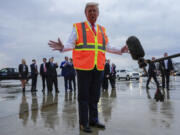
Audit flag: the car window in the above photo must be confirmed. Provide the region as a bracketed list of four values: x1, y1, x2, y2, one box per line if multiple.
[0, 69, 8, 73]
[14, 68, 18, 72]
[8, 68, 14, 72]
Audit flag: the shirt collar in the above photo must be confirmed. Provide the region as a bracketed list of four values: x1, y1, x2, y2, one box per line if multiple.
[87, 21, 96, 28]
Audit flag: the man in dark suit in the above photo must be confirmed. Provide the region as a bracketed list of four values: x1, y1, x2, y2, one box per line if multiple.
[110, 63, 116, 89]
[60, 56, 70, 92]
[159, 52, 174, 90]
[102, 59, 110, 90]
[40, 58, 48, 92]
[146, 57, 159, 89]
[47, 57, 59, 93]
[69, 58, 76, 92]
[30, 59, 38, 91]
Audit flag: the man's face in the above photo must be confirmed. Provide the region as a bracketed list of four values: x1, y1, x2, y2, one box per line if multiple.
[50, 58, 54, 63]
[164, 53, 168, 57]
[43, 58, 46, 63]
[65, 57, 68, 61]
[85, 5, 99, 24]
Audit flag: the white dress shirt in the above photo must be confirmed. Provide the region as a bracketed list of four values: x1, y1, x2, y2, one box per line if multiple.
[64, 21, 121, 51]
[164, 60, 168, 69]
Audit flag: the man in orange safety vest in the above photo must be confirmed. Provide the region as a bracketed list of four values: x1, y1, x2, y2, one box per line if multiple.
[48, 2, 128, 133]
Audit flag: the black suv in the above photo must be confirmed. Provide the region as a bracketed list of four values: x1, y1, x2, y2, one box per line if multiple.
[0, 68, 31, 80]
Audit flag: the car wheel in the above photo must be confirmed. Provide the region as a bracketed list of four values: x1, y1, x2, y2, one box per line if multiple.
[126, 76, 130, 81]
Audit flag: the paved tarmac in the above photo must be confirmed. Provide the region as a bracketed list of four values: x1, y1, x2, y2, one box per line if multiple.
[0, 76, 180, 135]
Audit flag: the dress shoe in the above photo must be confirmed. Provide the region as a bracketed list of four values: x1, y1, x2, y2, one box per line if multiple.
[80, 125, 92, 133]
[56, 90, 60, 93]
[48, 89, 52, 92]
[89, 122, 106, 129]
[22, 88, 25, 92]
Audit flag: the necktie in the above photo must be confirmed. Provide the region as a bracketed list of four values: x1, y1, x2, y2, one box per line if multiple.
[111, 67, 113, 73]
[35, 65, 38, 73]
[91, 24, 96, 35]
[44, 64, 47, 72]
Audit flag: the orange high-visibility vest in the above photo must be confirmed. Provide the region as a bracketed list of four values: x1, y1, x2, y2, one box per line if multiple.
[72, 21, 108, 71]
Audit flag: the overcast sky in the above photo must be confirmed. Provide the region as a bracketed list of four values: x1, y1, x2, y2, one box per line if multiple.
[0, 0, 180, 70]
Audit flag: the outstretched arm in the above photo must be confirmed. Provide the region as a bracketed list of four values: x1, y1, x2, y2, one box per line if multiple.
[48, 27, 77, 52]
[48, 38, 73, 52]
[106, 44, 129, 55]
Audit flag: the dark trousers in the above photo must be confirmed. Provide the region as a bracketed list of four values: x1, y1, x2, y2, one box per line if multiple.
[162, 70, 170, 89]
[77, 68, 103, 126]
[41, 75, 48, 90]
[146, 74, 159, 88]
[110, 75, 116, 89]
[102, 76, 109, 90]
[70, 75, 76, 91]
[64, 76, 71, 91]
[49, 76, 58, 92]
[31, 75, 37, 90]
[47, 76, 51, 91]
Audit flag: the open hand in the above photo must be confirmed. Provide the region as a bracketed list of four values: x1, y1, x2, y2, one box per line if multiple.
[48, 38, 64, 52]
[121, 45, 129, 53]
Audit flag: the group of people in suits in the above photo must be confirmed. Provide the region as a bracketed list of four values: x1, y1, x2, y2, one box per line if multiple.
[146, 52, 174, 91]
[60, 56, 76, 92]
[19, 57, 59, 93]
[102, 59, 117, 90]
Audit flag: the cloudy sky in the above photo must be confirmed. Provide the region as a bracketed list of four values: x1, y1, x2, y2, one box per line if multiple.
[0, 0, 180, 70]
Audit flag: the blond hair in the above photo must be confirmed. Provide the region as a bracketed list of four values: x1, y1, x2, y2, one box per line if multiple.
[22, 59, 26, 65]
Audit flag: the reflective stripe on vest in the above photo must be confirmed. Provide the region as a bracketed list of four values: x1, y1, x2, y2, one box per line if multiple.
[99, 26, 106, 51]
